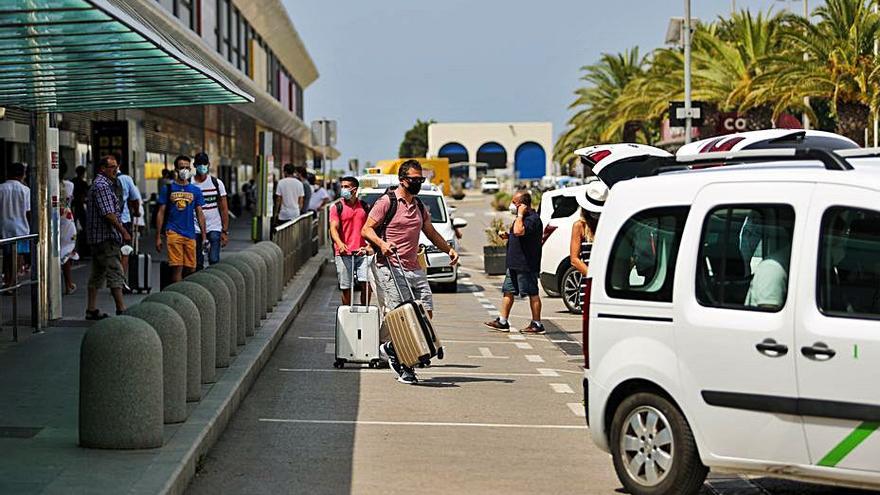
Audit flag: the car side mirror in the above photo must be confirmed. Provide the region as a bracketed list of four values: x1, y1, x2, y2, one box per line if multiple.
[452, 217, 468, 229]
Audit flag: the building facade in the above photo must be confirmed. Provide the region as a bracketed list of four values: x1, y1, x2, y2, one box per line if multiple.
[427, 122, 553, 180]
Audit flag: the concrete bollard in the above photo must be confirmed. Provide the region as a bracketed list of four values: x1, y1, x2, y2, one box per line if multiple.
[186, 271, 232, 366]
[146, 288, 210, 391]
[231, 252, 267, 321]
[256, 241, 285, 297]
[249, 247, 276, 312]
[251, 245, 280, 305]
[79, 316, 163, 449]
[125, 303, 188, 424]
[220, 258, 257, 335]
[209, 264, 247, 346]
[204, 268, 241, 349]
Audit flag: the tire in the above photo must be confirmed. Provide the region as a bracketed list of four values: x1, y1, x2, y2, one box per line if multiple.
[609, 392, 707, 495]
[561, 266, 583, 314]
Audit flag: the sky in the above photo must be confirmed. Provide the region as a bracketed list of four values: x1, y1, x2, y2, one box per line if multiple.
[283, 0, 794, 166]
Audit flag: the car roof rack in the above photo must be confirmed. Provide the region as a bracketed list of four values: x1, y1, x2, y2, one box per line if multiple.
[662, 148, 854, 173]
[834, 147, 880, 158]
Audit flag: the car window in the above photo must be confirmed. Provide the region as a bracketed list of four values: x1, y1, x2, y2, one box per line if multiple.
[606, 206, 689, 302]
[696, 205, 795, 312]
[360, 192, 446, 223]
[551, 196, 579, 219]
[817, 207, 880, 320]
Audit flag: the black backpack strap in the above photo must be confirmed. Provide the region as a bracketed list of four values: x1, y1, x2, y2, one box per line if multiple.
[335, 201, 343, 218]
[211, 175, 219, 190]
[374, 191, 398, 242]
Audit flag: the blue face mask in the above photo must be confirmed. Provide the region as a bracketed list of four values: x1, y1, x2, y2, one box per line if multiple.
[341, 188, 353, 200]
[196, 164, 208, 175]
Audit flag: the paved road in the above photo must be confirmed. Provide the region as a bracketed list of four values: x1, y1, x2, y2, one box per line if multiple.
[188, 193, 874, 495]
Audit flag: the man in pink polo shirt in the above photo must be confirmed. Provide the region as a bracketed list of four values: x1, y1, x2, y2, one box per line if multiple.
[361, 160, 459, 384]
[329, 176, 370, 305]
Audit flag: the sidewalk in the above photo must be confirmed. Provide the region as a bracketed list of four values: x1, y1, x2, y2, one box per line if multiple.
[0, 213, 330, 494]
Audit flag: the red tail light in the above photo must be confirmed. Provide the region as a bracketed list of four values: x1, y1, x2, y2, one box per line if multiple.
[587, 150, 612, 164]
[541, 225, 557, 245]
[582, 278, 593, 369]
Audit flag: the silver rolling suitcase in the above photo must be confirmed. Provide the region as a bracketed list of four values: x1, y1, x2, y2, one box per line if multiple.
[334, 256, 381, 368]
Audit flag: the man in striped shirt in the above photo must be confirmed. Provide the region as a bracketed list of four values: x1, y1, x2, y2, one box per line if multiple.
[191, 152, 229, 269]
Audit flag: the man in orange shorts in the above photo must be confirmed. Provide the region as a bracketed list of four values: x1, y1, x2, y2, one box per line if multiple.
[155, 155, 207, 283]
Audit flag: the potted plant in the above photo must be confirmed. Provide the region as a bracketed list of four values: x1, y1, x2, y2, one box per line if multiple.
[483, 217, 508, 275]
[491, 191, 512, 212]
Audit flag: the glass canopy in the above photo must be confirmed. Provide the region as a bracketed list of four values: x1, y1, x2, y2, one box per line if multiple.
[0, 0, 253, 112]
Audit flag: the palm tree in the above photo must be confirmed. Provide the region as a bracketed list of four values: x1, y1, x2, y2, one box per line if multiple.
[554, 48, 649, 166]
[747, 0, 880, 142]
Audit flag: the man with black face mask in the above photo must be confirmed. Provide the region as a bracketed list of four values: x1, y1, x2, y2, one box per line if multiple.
[361, 160, 459, 384]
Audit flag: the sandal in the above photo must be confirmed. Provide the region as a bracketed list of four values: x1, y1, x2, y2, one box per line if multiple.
[85, 309, 109, 321]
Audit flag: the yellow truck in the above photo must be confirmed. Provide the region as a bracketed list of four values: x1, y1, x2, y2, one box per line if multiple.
[373, 157, 451, 196]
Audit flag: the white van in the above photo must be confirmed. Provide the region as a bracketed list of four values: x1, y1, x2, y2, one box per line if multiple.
[358, 175, 466, 292]
[584, 148, 880, 494]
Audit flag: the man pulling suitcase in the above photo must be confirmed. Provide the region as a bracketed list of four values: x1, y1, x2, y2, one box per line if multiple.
[361, 160, 458, 384]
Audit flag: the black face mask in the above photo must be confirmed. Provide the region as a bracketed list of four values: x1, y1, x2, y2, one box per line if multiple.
[404, 179, 422, 195]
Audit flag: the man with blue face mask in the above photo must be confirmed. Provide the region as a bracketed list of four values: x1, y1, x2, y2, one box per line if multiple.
[191, 152, 229, 268]
[329, 176, 371, 305]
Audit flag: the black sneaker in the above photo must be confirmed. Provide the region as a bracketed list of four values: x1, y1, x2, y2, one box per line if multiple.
[398, 368, 418, 384]
[483, 318, 510, 332]
[380, 342, 403, 378]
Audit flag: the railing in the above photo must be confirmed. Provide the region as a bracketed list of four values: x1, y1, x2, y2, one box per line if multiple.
[0, 234, 40, 341]
[273, 212, 315, 285]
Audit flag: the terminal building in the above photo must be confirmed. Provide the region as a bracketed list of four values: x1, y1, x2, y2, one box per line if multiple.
[426, 122, 553, 181]
[0, 0, 335, 197]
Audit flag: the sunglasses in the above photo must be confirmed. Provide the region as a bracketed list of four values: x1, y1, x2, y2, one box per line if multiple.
[401, 176, 426, 184]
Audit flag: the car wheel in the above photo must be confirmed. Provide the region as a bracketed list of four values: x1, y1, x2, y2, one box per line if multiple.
[561, 266, 583, 314]
[610, 393, 707, 495]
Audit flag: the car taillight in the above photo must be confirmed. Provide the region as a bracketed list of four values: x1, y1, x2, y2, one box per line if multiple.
[587, 150, 611, 163]
[541, 225, 557, 245]
[582, 278, 592, 369]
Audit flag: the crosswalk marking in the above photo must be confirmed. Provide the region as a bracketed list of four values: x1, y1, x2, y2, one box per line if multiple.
[567, 403, 586, 417]
[525, 354, 545, 363]
[550, 383, 574, 394]
[467, 347, 509, 359]
[259, 418, 588, 430]
[515, 342, 533, 350]
[536, 368, 560, 377]
[324, 343, 334, 354]
[508, 334, 526, 341]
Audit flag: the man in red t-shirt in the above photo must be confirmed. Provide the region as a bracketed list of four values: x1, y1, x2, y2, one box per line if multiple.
[329, 176, 370, 305]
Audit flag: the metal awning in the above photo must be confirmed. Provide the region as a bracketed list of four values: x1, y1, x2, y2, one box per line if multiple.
[0, 0, 253, 112]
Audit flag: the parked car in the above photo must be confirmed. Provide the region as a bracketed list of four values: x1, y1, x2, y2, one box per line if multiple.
[584, 147, 880, 495]
[480, 176, 500, 194]
[538, 182, 589, 302]
[358, 175, 466, 292]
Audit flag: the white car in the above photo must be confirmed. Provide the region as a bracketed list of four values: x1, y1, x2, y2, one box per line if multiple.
[480, 176, 500, 194]
[538, 183, 589, 305]
[584, 147, 880, 494]
[358, 175, 466, 292]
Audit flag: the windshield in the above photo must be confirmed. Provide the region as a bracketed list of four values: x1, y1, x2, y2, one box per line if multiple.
[361, 192, 448, 224]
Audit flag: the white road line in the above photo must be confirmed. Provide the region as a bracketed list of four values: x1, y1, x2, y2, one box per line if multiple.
[550, 339, 583, 346]
[472, 292, 485, 297]
[259, 418, 587, 430]
[567, 403, 586, 417]
[477, 298, 491, 304]
[536, 368, 560, 377]
[277, 368, 554, 378]
[467, 347, 509, 359]
[443, 339, 536, 345]
[550, 383, 575, 394]
[508, 334, 526, 341]
[525, 354, 545, 363]
[487, 310, 500, 316]
[324, 343, 334, 354]
[463, 212, 476, 218]
[298, 336, 334, 340]
[514, 342, 533, 350]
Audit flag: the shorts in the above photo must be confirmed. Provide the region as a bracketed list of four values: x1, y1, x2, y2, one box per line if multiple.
[502, 269, 540, 297]
[88, 240, 125, 289]
[335, 254, 370, 290]
[374, 264, 433, 311]
[167, 230, 196, 269]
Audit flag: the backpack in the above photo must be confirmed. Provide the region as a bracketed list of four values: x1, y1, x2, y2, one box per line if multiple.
[373, 191, 427, 244]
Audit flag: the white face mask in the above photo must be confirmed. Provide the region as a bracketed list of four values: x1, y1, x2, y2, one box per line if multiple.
[177, 168, 192, 181]
[509, 202, 518, 215]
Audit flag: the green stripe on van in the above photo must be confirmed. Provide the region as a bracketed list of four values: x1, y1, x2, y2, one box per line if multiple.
[817, 421, 880, 467]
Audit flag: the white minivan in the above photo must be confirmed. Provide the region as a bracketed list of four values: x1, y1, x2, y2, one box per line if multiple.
[584, 148, 880, 494]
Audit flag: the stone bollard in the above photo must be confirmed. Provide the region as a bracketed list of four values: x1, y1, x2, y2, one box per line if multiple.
[186, 271, 232, 366]
[209, 264, 247, 346]
[249, 247, 276, 312]
[251, 245, 280, 306]
[146, 288, 210, 392]
[231, 252, 267, 321]
[204, 268, 241, 349]
[125, 303, 188, 424]
[220, 258, 257, 335]
[79, 316, 163, 449]
[256, 241, 285, 297]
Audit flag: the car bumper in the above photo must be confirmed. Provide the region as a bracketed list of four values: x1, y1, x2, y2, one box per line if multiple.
[426, 253, 457, 282]
[540, 271, 559, 293]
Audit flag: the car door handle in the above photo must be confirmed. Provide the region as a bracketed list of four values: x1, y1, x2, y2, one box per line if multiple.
[801, 342, 836, 361]
[755, 338, 789, 357]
